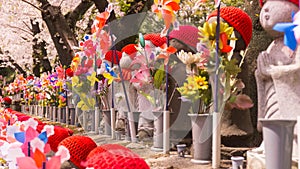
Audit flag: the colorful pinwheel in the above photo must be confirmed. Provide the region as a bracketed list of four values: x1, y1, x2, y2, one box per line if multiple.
[152, 0, 181, 36]
[273, 12, 298, 51]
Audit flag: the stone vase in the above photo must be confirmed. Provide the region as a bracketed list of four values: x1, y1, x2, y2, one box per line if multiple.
[102, 109, 112, 136]
[189, 113, 212, 164]
[124, 111, 141, 141]
[259, 119, 296, 169]
[151, 111, 164, 152]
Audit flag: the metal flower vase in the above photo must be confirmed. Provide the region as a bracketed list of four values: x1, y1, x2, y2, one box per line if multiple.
[259, 119, 296, 169]
[189, 113, 212, 164]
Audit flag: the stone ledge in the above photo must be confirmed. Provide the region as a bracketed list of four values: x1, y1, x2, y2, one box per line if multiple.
[246, 150, 298, 169]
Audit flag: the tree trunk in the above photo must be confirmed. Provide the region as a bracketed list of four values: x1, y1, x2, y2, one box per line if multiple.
[31, 19, 52, 77]
[40, 1, 78, 66]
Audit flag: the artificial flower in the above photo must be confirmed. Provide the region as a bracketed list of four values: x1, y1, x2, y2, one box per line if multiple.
[130, 65, 152, 87]
[198, 21, 235, 53]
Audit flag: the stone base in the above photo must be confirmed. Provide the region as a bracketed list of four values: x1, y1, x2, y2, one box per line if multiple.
[151, 146, 163, 152]
[246, 150, 298, 169]
[190, 159, 211, 165]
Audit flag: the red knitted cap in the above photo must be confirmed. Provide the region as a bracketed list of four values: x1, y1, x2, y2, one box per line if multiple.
[208, 6, 252, 47]
[259, 0, 299, 7]
[59, 135, 97, 169]
[2, 97, 12, 105]
[48, 126, 71, 152]
[121, 44, 138, 60]
[86, 144, 150, 169]
[144, 33, 167, 47]
[121, 44, 138, 54]
[169, 25, 200, 50]
[104, 50, 122, 64]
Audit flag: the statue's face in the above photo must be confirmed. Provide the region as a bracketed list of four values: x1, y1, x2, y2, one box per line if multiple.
[260, 0, 298, 37]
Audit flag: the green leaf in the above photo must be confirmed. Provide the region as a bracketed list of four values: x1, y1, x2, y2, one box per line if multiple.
[153, 66, 165, 89]
[223, 58, 241, 76]
[139, 91, 155, 105]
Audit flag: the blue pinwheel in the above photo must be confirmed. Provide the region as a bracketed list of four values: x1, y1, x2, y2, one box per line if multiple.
[273, 12, 298, 51]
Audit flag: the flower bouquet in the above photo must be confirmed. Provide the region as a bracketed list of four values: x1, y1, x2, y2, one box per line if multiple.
[175, 55, 212, 114]
[176, 20, 253, 114]
[130, 33, 177, 112]
[201, 20, 253, 111]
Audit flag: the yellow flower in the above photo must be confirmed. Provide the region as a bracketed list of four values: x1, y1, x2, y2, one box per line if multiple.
[194, 76, 209, 90]
[177, 78, 198, 98]
[198, 21, 235, 53]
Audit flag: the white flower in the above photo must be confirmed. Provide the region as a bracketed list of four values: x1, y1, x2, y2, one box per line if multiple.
[177, 50, 204, 74]
[176, 50, 201, 65]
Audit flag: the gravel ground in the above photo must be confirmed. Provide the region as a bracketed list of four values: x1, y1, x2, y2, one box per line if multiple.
[86, 133, 213, 169]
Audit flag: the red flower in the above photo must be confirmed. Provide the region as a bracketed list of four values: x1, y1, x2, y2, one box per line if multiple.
[66, 68, 74, 77]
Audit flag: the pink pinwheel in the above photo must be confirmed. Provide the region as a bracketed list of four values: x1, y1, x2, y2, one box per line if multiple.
[80, 38, 97, 58]
[96, 30, 111, 55]
[17, 148, 69, 169]
[55, 65, 65, 80]
[152, 0, 181, 36]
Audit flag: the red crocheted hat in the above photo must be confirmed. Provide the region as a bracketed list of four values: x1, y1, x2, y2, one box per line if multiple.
[169, 25, 200, 50]
[59, 135, 97, 169]
[48, 126, 71, 152]
[2, 97, 12, 105]
[121, 44, 138, 60]
[104, 50, 122, 64]
[86, 144, 150, 169]
[207, 6, 252, 47]
[259, 0, 299, 7]
[144, 33, 167, 47]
